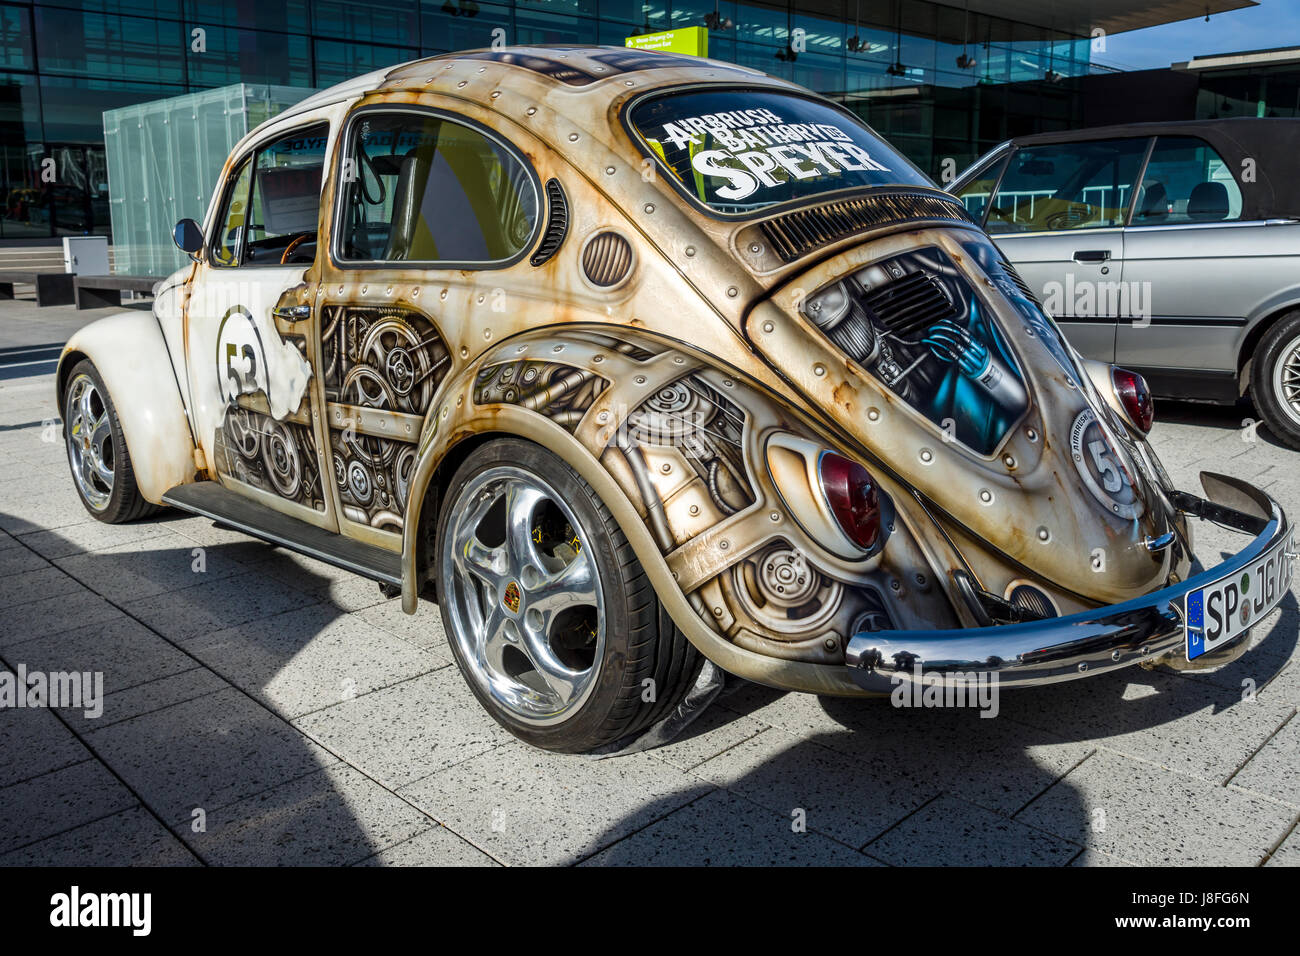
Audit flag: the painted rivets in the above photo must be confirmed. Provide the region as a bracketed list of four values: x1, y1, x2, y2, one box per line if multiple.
[1003, 454, 1017, 469]
[483, 328, 492, 340]
[813, 364, 826, 377]
[672, 355, 685, 364]
[1026, 427, 1038, 442]
[552, 344, 564, 352]
[769, 511, 781, 522]
[460, 346, 469, 358]
[719, 540, 730, 551]
[644, 203, 655, 214]
[457, 80, 467, 88]
[824, 638, 837, 651]
[660, 463, 672, 474]
[385, 286, 392, 296]
[749, 242, 763, 254]
[634, 375, 647, 385]
[526, 107, 537, 115]
[979, 489, 993, 504]
[685, 246, 696, 257]
[605, 166, 615, 175]
[338, 285, 344, 294]
[568, 132, 579, 142]
[726, 286, 738, 298]
[516, 344, 528, 353]
[867, 407, 880, 422]
[360, 285, 368, 294]
[596, 411, 610, 424]
[761, 321, 775, 334]
[440, 289, 448, 300]
[919, 448, 934, 464]
[412, 287, 420, 297]
[1037, 526, 1050, 541]
[490, 90, 501, 98]
[689, 504, 699, 516]
[592, 354, 604, 363]
[722, 379, 734, 388]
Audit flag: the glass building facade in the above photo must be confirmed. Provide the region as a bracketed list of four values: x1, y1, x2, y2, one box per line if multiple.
[0, 0, 1100, 241]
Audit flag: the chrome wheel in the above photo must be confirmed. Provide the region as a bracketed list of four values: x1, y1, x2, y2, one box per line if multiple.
[1272, 333, 1300, 427]
[440, 466, 604, 726]
[65, 373, 115, 511]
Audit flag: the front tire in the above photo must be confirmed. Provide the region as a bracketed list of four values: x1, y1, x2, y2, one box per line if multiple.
[63, 359, 156, 523]
[435, 438, 701, 753]
[1251, 311, 1300, 451]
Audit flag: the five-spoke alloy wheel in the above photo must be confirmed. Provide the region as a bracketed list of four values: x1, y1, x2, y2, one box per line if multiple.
[436, 438, 700, 752]
[62, 360, 154, 522]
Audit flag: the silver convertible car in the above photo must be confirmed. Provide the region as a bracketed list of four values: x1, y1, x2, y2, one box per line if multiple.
[950, 119, 1300, 447]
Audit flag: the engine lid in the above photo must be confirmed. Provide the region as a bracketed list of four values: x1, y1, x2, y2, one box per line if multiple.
[744, 224, 1178, 605]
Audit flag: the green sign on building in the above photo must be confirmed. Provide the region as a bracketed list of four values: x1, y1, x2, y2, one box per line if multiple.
[624, 26, 709, 58]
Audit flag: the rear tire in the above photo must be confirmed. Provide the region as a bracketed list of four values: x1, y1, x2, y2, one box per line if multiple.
[435, 437, 701, 753]
[63, 359, 157, 523]
[1250, 311, 1300, 451]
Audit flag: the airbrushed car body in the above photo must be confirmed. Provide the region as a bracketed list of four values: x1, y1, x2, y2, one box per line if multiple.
[58, 48, 1292, 747]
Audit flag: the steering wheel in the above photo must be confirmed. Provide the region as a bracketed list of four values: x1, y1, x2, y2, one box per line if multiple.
[280, 233, 313, 265]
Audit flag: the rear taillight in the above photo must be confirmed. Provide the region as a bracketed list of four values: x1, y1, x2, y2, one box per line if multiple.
[817, 452, 880, 551]
[1112, 366, 1154, 434]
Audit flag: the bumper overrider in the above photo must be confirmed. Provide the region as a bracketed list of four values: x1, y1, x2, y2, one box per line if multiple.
[846, 473, 1295, 692]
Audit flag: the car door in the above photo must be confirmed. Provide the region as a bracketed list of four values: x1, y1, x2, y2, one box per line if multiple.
[314, 104, 540, 551]
[185, 118, 338, 529]
[980, 137, 1151, 364]
[1117, 135, 1254, 398]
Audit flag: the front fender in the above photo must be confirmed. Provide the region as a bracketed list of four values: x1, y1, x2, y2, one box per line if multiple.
[399, 325, 952, 697]
[57, 311, 197, 504]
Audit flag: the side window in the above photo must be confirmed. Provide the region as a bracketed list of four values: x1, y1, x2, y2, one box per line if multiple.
[337, 111, 538, 264]
[1132, 136, 1243, 225]
[986, 138, 1148, 234]
[211, 159, 252, 268]
[208, 123, 329, 268]
[952, 153, 1009, 224]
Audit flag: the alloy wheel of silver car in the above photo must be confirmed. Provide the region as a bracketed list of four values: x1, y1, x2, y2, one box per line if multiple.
[65, 373, 115, 511]
[1270, 333, 1300, 427]
[440, 465, 605, 726]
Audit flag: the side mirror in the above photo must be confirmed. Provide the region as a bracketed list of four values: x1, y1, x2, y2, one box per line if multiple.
[173, 218, 204, 259]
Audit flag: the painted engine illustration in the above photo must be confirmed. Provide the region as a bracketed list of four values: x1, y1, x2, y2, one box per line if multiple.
[321, 305, 451, 532]
[802, 247, 1029, 455]
[214, 330, 327, 513]
[474, 361, 609, 433]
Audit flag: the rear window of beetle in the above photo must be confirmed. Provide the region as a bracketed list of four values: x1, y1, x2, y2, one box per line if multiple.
[627, 88, 931, 215]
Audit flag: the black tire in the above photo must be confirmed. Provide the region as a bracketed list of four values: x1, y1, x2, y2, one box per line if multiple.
[1251, 311, 1300, 451]
[62, 359, 158, 523]
[435, 437, 701, 753]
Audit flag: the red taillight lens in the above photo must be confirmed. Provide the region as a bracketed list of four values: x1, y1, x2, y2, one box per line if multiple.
[1112, 366, 1154, 434]
[818, 452, 881, 551]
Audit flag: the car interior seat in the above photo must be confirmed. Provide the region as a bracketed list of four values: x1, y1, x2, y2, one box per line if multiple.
[1187, 181, 1230, 221]
[1135, 181, 1168, 222]
[384, 150, 433, 261]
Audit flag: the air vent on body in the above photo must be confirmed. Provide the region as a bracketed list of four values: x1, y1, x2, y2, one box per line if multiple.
[758, 191, 973, 263]
[530, 179, 569, 267]
[861, 271, 957, 337]
[999, 259, 1040, 305]
[581, 232, 633, 287]
[1006, 583, 1057, 620]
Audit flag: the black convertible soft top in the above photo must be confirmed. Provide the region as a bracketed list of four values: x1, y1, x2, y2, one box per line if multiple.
[1005, 118, 1300, 221]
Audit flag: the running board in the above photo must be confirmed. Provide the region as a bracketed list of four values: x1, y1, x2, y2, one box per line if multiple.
[161, 481, 402, 586]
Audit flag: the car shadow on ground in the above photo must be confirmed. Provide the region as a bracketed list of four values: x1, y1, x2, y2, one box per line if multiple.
[1158, 397, 1297, 451]
[0, 516, 427, 866]
[585, 592, 1297, 865]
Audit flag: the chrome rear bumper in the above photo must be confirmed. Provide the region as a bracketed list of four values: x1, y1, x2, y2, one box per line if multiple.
[845, 472, 1293, 692]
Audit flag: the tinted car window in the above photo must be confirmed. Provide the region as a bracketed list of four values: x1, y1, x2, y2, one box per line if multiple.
[628, 88, 932, 215]
[986, 138, 1148, 234]
[338, 111, 537, 264]
[211, 158, 252, 268]
[1132, 136, 1242, 225]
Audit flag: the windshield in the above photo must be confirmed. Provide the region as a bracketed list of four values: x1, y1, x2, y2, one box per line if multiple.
[628, 88, 932, 215]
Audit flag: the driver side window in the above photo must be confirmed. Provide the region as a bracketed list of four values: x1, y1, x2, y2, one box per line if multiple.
[986, 138, 1148, 234]
[209, 123, 329, 268]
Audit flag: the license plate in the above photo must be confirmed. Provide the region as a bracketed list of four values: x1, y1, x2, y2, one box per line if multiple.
[1185, 531, 1295, 660]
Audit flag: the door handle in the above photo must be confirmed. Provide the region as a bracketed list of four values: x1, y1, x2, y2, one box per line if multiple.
[1073, 249, 1111, 264]
[271, 304, 311, 320]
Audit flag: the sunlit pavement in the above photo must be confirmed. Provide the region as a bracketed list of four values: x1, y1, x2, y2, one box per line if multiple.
[1, 294, 1297, 866]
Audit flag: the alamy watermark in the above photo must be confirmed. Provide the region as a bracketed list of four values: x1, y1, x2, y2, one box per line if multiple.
[0, 665, 103, 719]
[890, 664, 1000, 717]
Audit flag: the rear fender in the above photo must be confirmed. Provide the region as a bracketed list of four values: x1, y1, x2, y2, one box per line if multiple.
[56, 311, 198, 504]
[400, 325, 952, 695]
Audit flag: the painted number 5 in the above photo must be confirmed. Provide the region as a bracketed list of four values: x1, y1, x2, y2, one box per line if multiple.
[1088, 439, 1122, 493]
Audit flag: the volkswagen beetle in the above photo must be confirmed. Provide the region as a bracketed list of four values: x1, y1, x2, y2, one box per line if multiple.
[58, 46, 1294, 753]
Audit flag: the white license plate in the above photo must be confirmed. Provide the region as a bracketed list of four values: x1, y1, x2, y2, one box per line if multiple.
[1185, 531, 1295, 660]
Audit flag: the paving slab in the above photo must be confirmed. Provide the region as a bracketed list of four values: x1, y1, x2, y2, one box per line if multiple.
[582, 789, 878, 866]
[399, 743, 712, 866]
[182, 604, 442, 719]
[123, 567, 322, 643]
[354, 824, 500, 866]
[0, 702, 93, 788]
[865, 793, 1079, 866]
[85, 686, 342, 827]
[1228, 713, 1300, 808]
[294, 668, 502, 791]
[1015, 750, 1294, 866]
[0, 806, 200, 866]
[180, 762, 433, 866]
[0, 760, 138, 855]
